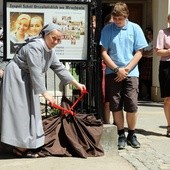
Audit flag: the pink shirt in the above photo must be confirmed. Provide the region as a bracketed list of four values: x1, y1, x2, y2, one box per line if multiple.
[156, 28, 170, 61]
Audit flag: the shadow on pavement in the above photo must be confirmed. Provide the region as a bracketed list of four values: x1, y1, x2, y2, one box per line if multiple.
[124, 127, 166, 137]
[135, 128, 166, 137]
[0, 153, 16, 159]
[0, 142, 15, 159]
[138, 101, 163, 108]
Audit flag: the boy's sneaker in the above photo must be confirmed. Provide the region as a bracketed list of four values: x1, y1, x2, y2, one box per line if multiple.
[118, 134, 126, 150]
[127, 134, 140, 148]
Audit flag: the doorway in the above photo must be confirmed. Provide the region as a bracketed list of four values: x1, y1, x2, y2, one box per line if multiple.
[102, 3, 144, 27]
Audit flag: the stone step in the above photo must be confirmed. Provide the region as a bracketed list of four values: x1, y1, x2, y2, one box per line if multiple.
[100, 124, 118, 155]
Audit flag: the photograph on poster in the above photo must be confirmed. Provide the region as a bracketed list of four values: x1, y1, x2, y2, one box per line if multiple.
[6, 2, 88, 60]
[10, 12, 44, 54]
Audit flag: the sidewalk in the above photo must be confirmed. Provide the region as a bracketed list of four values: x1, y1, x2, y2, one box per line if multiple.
[0, 152, 135, 170]
[119, 101, 170, 170]
[0, 101, 170, 170]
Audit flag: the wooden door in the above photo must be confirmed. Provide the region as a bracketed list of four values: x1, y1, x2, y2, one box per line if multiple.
[102, 3, 143, 27]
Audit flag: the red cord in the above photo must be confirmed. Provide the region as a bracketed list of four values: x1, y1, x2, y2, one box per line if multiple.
[49, 89, 88, 116]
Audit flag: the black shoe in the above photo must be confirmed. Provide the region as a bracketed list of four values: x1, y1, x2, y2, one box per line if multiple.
[118, 134, 126, 150]
[127, 134, 140, 148]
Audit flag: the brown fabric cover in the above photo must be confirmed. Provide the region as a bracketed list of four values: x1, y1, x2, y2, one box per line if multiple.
[38, 96, 104, 158]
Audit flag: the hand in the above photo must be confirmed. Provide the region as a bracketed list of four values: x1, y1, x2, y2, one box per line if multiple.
[42, 92, 56, 104]
[114, 67, 128, 82]
[0, 69, 4, 78]
[70, 79, 86, 92]
[76, 83, 86, 92]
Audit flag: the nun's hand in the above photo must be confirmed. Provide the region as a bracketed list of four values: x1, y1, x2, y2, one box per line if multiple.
[77, 83, 86, 92]
[70, 79, 86, 92]
[42, 92, 56, 104]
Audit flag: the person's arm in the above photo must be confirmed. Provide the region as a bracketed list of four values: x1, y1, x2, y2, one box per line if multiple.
[0, 69, 4, 78]
[156, 48, 170, 57]
[101, 47, 128, 82]
[0, 59, 9, 79]
[125, 49, 143, 72]
[101, 47, 117, 70]
[155, 29, 170, 57]
[69, 79, 86, 92]
[143, 50, 153, 57]
[143, 48, 153, 57]
[51, 53, 86, 92]
[42, 92, 56, 103]
[112, 49, 143, 82]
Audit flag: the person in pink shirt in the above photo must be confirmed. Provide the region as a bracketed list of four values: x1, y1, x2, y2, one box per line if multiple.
[155, 14, 170, 137]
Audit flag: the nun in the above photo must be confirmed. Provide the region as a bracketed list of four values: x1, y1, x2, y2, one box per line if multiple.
[0, 23, 86, 157]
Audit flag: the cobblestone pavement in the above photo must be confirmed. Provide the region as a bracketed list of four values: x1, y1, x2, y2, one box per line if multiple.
[118, 101, 170, 170]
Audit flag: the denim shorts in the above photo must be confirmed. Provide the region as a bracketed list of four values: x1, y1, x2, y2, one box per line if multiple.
[105, 74, 139, 113]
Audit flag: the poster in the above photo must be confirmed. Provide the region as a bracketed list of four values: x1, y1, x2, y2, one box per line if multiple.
[5, 1, 89, 60]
